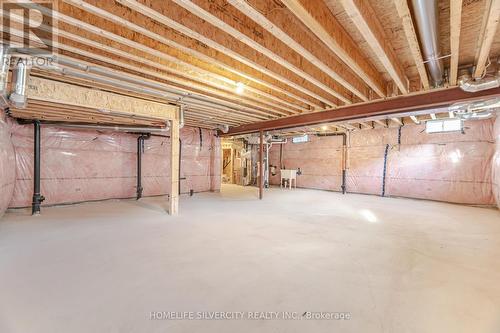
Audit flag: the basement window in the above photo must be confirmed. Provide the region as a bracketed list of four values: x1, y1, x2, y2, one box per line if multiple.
[292, 135, 309, 143]
[425, 118, 463, 134]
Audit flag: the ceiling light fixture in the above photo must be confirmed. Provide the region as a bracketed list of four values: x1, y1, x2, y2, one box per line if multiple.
[235, 82, 245, 94]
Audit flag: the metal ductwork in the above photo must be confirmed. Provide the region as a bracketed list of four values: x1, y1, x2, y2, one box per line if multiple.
[9, 58, 31, 108]
[37, 122, 170, 133]
[411, 0, 444, 87]
[0, 44, 11, 108]
[449, 97, 500, 120]
[459, 74, 500, 92]
[458, 62, 500, 92]
[29, 56, 252, 125]
[179, 105, 185, 129]
[216, 124, 229, 133]
[268, 135, 287, 144]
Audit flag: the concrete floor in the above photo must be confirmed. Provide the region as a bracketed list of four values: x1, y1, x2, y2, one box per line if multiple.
[0, 185, 499, 333]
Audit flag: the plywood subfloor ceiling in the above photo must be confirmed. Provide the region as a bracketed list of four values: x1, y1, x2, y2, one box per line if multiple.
[3, 0, 500, 129]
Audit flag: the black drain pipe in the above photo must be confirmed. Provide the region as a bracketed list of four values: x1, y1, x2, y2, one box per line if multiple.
[136, 133, 150, 200]
[381, 144, 390, 197]
[32, 120, 45, 215]
[316, 132, 347, 194]
[178, 139, 182, 195]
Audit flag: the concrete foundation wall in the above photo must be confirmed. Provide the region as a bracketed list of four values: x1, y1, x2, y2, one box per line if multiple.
[7, 122, 220, 208]
[270, 118, 496, 205]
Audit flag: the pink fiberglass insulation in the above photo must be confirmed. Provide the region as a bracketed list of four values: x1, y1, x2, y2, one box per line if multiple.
[348, 127, 398, 195]
[269, 118, 495, 205]
[493, 116, 500, 208]
[387, 120, 494, 204]
[268, 134, 344, 191]
[8, 123, 221, 208]
[0, 115, 16, 218]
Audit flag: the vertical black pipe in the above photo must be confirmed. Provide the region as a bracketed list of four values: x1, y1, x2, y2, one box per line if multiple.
[381, 144, 390, 197]
[178, 139, 182, 195]
[136, 135, 143, 200]
[32, 120, 44, 215]
[341, 170, 346, 194]
[136, 134, 150, 200]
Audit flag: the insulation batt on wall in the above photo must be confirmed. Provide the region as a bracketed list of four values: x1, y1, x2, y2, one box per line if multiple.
[7, 122, 221, 208]
[493, 116, 500, 208]
[269, 118, 496, 206]
[0, 114, 16, 218]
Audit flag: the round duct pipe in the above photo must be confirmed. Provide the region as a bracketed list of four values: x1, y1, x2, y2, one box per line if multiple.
[37, 121, 170, 133]
[411, 0, 444, 87]
[179, 105, 185, 129]
[9, 57, 31, 108]
[217, 124, 229, 133]
[458, 61, 500, 92]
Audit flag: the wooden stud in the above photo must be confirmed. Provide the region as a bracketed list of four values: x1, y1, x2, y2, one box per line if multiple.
[169, 118, 180, 215]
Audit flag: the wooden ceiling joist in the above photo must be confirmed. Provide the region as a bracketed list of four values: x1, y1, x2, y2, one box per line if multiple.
[449, 0, 463, 86]
[184, 108, 246, 125]
[281, 0, 386, 98]
[390, 117, 403, 126]
[63, 0, 314, 112]
[30, 54, 271, 125]
[7, 28, 274, 125]
[339, 0, 409, 94]
[473, 0, 500, 78]
[3, 0, 498, 130]
[359, 122, 373, 129]
[374, 119, 388, 128]
[393, 0, 430, 90]
[226, 0, 370, 102]
[170, 0, 350, 106]
[14, 5, 296, 118]
[115, 0, 339, 107]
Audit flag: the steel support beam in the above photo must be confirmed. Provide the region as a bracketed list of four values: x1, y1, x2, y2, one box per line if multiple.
[225, 87, 500, 135]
